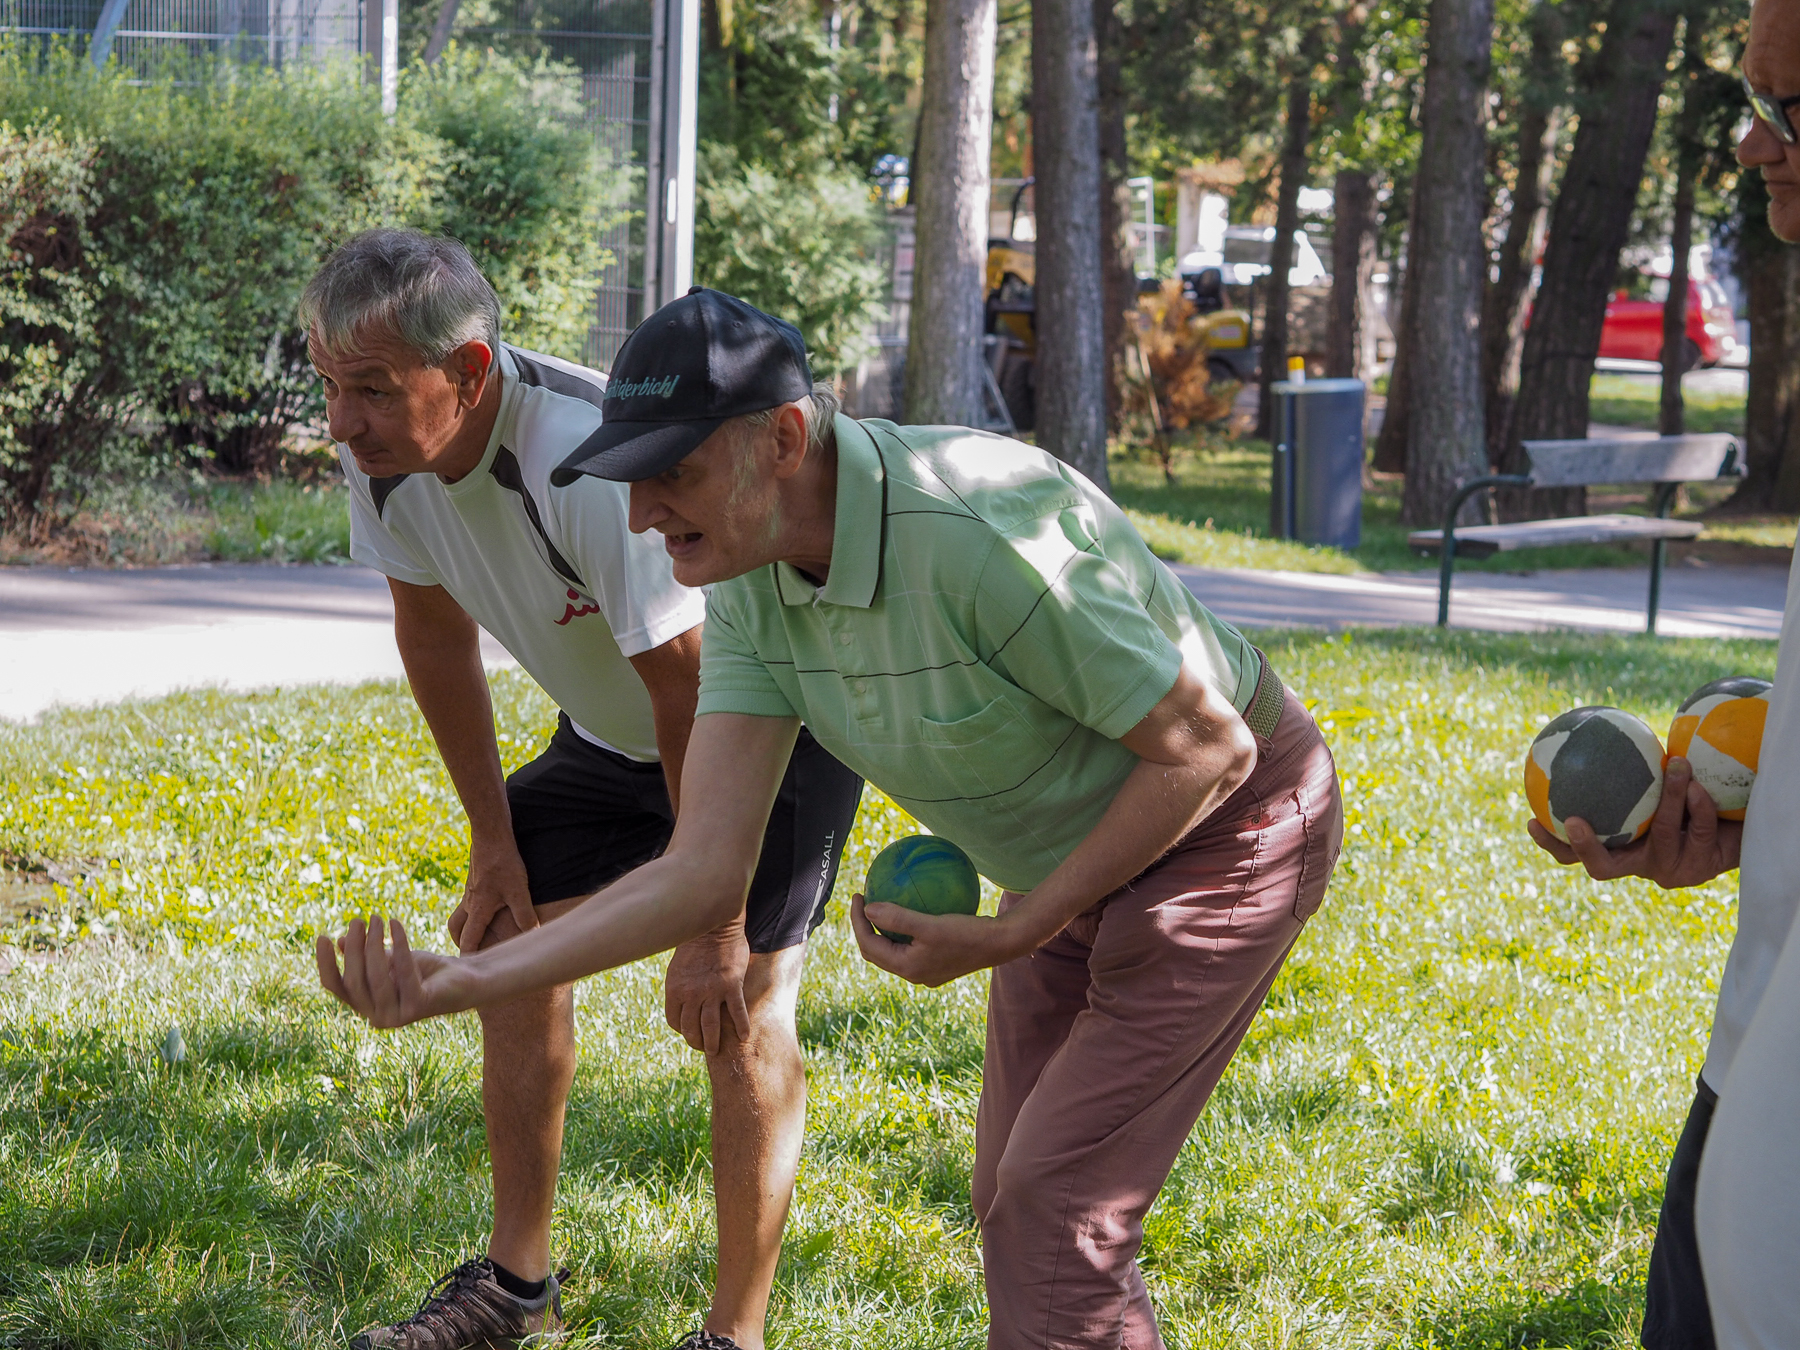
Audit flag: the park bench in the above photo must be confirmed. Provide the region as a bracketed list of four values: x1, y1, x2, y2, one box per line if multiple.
[1406, 433, 1743, 634]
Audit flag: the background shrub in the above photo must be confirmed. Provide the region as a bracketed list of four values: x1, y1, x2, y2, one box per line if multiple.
[0, 119, 108, 527]
[0, 42, 626, 523]
[407, 50, 631, 358]
[694, 143, 887, 379]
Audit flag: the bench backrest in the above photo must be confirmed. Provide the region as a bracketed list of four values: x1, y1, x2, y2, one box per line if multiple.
[1521, 434, 1741, 488]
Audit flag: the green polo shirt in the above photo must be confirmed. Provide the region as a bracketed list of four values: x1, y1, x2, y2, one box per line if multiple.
[697, 415, 1262, 892]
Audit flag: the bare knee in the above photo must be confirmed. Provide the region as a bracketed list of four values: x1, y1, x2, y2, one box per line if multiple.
[706, 947, 805, 1076]
[474, 907, 575, 1055]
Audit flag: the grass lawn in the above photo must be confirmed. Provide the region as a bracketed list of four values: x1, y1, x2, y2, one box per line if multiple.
[1587, 374, 1745, 436]
[0, 630, 1775, 1347]
[0, 479, 352, 568]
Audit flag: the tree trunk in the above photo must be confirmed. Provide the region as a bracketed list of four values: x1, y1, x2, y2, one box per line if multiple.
[1728, 187, 1799, 511]
[903, 0, 997, 427]
[1373, 186, 1420, 473]
[1032, 0, 1109, 487]
[1257, 62, 1314, 439]
[1482, 96, 1558, 464]
[1328, 169, 1377, 382]
[422, 0, 461, 62]
[1659, 152, 1697, 435]
[1503, 0, 1679, 519]
[1096, 0, 1136, 432]
[1402, 0, 1497, 526]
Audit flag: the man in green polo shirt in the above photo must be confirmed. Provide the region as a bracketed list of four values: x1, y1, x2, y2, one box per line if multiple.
[319, 289, 1344, 1349]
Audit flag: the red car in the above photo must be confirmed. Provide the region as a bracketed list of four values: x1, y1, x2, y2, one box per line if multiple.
[1600, 277, 1739, 369]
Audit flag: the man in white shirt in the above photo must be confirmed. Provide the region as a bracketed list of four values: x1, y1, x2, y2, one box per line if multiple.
[1530, 23, 1800, 1338]
[1687, 8, 1800, 1342]
[302, 229, 862, 1350]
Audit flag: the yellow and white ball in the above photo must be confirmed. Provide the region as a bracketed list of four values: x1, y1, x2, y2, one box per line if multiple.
[1525, 706, 1665, 848]
[1666, 676, 1772, 820]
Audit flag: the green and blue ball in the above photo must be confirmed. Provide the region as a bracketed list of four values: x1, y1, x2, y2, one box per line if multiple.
[865, 834, 980, 943]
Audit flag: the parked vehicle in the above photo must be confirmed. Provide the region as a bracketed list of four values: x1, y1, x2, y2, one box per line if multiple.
[1178, 225, 1330, 288]
[1599, 276, 1739, 369]
[984, 181, 1262, 428]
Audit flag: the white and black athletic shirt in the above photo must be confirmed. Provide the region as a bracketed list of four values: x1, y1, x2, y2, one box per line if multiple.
[340, 345, 705, 762]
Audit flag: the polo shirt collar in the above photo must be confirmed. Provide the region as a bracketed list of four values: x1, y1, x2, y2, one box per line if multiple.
[774, 413, 884, 608]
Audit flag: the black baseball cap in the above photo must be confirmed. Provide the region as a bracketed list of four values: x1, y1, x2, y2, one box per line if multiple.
[550, 287, 814, 485]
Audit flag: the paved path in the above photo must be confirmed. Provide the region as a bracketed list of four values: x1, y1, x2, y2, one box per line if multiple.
[1170, 561, 1786, 640]
[0, 564, 514, 721]
[0, 558, 1786, 721]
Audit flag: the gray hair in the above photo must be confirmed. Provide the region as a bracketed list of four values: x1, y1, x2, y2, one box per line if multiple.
[300, 228, 502, 366]
[737, 384, 842, 454]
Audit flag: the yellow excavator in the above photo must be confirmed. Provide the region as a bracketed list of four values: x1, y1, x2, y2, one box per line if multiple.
[983, 179, 1257, 431]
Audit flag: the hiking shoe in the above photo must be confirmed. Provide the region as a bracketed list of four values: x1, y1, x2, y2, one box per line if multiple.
[351, 1258, 567, 1349]
[666, 1334, 743, 1350]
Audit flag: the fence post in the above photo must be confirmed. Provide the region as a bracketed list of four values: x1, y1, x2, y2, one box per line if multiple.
[90, 0, 130, 68]
[380, 0, 399, 117]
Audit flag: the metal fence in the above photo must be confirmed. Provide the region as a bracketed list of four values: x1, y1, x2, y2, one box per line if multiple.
[2, 0, 666, 368]
[424, 0, 656, 363]
[1, 0, 361, 67]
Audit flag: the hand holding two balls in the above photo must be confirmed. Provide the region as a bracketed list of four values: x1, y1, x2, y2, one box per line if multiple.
[1524, 678, 1763, 888]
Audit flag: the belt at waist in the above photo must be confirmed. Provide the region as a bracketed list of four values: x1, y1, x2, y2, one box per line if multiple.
[1243, 644, 1286, 742]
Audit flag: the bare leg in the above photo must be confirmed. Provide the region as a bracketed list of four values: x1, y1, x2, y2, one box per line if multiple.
[700, 944, 809, 1350]
[478, 895, 586, 1284]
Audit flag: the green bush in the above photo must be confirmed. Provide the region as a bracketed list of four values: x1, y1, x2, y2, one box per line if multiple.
[695, 143, 887, 378]
[406, 50, 630, 358]
[0, 119, 110, 523]
[0, 43, 626, 523]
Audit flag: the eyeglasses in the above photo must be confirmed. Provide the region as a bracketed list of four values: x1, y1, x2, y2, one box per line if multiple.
[1745, 73, 1800, 145]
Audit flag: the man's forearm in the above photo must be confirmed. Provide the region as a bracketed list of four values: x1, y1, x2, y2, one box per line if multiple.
[392, 592, 512, 846]
[1005, 747, 1254, 949]
[444, 713, 798, 1008]
[451, 851, 747, 1008]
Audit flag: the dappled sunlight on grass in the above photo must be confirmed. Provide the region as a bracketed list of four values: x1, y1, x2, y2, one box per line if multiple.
[0, 634, 1777, 1345]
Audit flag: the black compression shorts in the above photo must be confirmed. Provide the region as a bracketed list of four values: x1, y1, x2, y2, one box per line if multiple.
[505, 714, 864, 954]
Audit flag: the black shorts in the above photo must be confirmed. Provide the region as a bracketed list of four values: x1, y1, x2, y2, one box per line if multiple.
[504, 714, 864, 954]
[1642, 1076, 1718, 1350]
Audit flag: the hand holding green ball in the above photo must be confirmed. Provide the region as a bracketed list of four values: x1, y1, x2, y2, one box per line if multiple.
[864, 835, 980, 943]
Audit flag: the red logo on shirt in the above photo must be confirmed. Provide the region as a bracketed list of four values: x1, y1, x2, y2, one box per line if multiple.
[555, 588, 600, 626]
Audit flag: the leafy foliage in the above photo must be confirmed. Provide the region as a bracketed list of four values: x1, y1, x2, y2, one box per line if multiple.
[407, 50, 631, 357]
[0, 119, 108, 526]
[693, 0, 895, 378]
[0, 43, 625, 521]
[694, 144, 887, 378]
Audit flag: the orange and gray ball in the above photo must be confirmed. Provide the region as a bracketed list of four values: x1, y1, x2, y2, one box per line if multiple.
[1666, 676, 1772, 820]
[1525, 706, 1665, 848]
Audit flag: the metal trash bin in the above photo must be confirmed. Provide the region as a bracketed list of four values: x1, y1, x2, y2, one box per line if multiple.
[1269, 378, 1365, 550]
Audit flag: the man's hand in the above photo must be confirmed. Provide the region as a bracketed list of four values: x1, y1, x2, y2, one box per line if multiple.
[448, 836, 536, 953]
[850, 895, 1031, 987]
[316, 916, 473, 1028]
[663, 916, 752, 1053]
[1528, 755, 1742, 889]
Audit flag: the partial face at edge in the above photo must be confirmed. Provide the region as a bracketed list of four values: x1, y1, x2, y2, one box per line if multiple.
[1743, 0, 1800, 241]
[310, 328, 491, 478]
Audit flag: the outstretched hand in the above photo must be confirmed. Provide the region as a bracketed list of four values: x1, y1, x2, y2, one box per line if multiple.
[850, 894, 1029, 987]
[316, 916, 473, 1029]
[1527, 755, 1742, 890]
